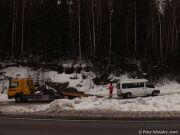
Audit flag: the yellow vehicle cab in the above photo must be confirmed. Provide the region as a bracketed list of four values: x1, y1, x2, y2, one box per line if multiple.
[8, 78, 36, 100]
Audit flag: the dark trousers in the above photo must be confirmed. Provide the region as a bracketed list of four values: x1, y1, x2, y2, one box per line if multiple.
[109, 90, 113, 98]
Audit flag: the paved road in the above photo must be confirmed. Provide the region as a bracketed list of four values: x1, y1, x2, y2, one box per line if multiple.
[0, 118, 180, 135]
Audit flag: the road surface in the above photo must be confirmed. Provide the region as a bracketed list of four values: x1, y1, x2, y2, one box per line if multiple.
[0, 117, 180, 135]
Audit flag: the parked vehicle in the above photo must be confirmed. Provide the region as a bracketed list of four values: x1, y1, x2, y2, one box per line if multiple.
[8, 78, 92, 103]
[116, 79, 160, 98]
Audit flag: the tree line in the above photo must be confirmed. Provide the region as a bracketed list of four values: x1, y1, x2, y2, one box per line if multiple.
[0, 0, 180, 73]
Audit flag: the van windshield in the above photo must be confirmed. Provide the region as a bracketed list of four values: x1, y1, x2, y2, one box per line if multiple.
[9, 82, 19, 88]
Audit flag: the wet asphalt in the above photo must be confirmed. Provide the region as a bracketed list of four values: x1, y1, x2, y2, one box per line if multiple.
[0, 117, 180, 135]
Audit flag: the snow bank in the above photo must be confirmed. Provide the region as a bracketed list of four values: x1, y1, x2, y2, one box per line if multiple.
[0, 94, 11, 101]
[1, 94, 180, 113]
[46, 99, 74, 113]
[0, 104, 49, 113]
[45, 94, 180, 112]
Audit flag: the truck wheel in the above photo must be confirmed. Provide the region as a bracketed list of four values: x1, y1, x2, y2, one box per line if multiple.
[152, 91, 158, 96]
[126, 93, 132, 98]
[68, 96, 75, 100]
[15, 95, 23, 103]
[122, 95, 126, 99]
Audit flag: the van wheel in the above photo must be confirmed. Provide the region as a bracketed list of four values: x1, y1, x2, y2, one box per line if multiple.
[126, 93, 132, 98]
[152, 91, 158, 96]
[15, 95, 23, 103]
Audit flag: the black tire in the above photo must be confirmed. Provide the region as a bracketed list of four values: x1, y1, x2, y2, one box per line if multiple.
[126, 93, 132, 98]
[49, 94, 55, 101]
[15, 95, 23, 103]
[67, 96, 72, 99]
[122, 95, 126, 99]
[58, 94, 64, 99]
[152, 91, 158, 96]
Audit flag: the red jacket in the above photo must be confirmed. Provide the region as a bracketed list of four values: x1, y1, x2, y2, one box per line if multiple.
[109, 84, 113, 91]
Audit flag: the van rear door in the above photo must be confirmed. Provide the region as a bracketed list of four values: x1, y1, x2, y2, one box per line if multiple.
[116, 83, 122, 96]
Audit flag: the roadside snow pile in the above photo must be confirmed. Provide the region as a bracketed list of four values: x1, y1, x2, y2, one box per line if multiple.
[1, 94, 180, 113]
[0, 94, 11, 101]
[0, 104, 50, 113]
[44, 94, 180, 112]
[46, 99, 74, 112]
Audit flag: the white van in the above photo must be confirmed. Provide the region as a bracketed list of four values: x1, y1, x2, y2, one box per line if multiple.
[116, 79, 160, 98]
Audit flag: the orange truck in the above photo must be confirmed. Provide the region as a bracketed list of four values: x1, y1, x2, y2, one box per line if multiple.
[8, 78, 87, 103]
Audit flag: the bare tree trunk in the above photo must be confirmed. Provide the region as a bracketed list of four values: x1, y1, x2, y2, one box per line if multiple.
[87, 14, 92, 58]
[134, 0, 137, 53]
[175, 15, 178, 52]
[98, 2, 102, 58]
[14, 0, 18, 59]
[126, 22, 129, 57]
[165, 24, 170, 62]
[21, 0, 26, 60]
[92, 0, 96, 59]
[78, 0, 81, 64]
[11, 0, 16, 59]
[109, 9, 113, 64]
[158, 11, 163, 63]
[171, 4, 176, 52]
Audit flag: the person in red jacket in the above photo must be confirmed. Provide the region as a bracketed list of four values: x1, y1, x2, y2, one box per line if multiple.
[108, 82, 114, 98]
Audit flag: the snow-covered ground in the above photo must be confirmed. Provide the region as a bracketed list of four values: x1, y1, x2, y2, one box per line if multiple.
[47, 94, 180, 112]
[0, 65, 180, 113]
[1, 94, 180, 113]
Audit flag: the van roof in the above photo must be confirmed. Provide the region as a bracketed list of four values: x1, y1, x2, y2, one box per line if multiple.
[120, 79, 148, 83]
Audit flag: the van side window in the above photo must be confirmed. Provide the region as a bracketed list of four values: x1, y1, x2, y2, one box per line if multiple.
[122, 82, 144, 89]
[146, 83, 155, 88]
[9, 82, 19, 88]
[122, 83, 131, 89]
[138, 82, 144, 87]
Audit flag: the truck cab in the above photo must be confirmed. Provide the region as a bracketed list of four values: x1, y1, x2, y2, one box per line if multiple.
[8, 78, 36, 102]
